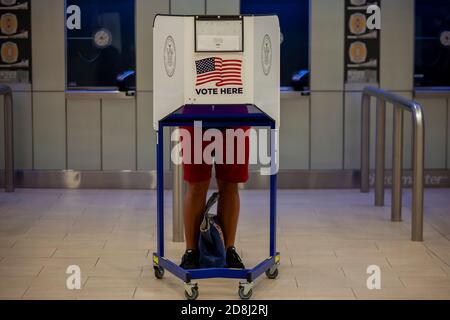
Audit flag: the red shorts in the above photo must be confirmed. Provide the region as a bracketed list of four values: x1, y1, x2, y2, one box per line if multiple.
[180, 126, 250, 183]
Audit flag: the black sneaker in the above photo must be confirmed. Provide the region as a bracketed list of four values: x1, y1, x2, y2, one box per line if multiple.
[180, 249, 199, 269]
[226, 246, 245, 269]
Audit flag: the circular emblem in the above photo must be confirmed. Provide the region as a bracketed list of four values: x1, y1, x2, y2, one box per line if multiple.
[440, 31, 450, 47]
[1, 13, 18, 35]
[349, 13, 367, 35]
[164, 35, 176, 77]
[1, 0, 17, 6]
[349, 41, 367, 63]
[261, 34, 272, 76]
[93, 28, 112, 49]
[350, 0, 367, 5]
[1, 41, 18, 64]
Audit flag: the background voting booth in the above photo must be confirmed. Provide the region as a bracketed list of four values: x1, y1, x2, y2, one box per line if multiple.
[152, 14, 280, 300]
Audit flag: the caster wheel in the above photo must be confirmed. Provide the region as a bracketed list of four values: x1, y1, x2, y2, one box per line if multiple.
[238, 286, 253, 300]
[153, 266, 164, 279]
[265, 267, 279, 279]
[185, 285, 199, 300]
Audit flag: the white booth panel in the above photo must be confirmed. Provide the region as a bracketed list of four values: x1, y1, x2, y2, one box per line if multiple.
[311, 92, 344, 169]
[13, 92, 33, 169]
[31, 0, 65, 91]
[136, 0, 170, 91]
[67, 99, 101, 170]
[102, 99, 136, 170]
[33, 92, 66, 169]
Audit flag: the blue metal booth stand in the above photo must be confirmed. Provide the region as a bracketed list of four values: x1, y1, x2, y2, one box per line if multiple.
[152, 104, 280, 300]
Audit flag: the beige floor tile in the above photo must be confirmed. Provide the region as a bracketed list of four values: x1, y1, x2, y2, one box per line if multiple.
[290, 255, 392, 269]
[38, 265, 97, 280]
[353, 287, 450, 300]
[329, 239, 378, 250]
[30, 274, 89, 289]
[23, 228, 67, 239]
[388, 265, 449, 277]
[441, 265, 450, 276]
[0, 188, 448, 300]
[22, 286, 80, 300]
[1, 257, 98, 268]
[92, 258, 146, 277]
[0, 237, 17, 248]
[0, 276, 35, 288]
[77, 287, 136, 300]
[0, 265, 44, 277]
[101, 248, 150, 258]
[386, 255, 444, 268]
[103, 240, 152, 250]
[287, 249, 337, 259]
[399, 276, 450, 288]
[14, 238, 107, 249]
[256, 287, 356, 300]
[134, 286, 184, 300]
[84, 276, 163, 289]
[0, 286, 29, 299]
[49, 247, 103, 259]
[296, 274, 352, 288]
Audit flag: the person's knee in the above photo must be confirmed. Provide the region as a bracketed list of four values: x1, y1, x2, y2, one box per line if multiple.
[187, 180, 210, 197]
[217, 180, 239, 195]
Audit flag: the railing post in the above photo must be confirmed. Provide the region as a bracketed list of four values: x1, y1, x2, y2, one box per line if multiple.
[360, 93, 371, 193]
[2, 85, 14, 192]
[374, 98, 386, 206]
[391, 105, 403, 221]
[361, 87, 425, 242]
[412, 105, 424, 241]
[172, 127, 185, 243]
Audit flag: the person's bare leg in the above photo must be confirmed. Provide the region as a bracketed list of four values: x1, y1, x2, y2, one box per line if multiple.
[216, 179, 240, 249]
[183, 180, 210, 250]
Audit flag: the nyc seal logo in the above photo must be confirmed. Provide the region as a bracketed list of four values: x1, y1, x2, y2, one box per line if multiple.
[164, 35, 176, 77]
[261, 34, 272, 76]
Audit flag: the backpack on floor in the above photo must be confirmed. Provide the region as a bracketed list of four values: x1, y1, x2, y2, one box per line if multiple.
[198, 192, 226, 268]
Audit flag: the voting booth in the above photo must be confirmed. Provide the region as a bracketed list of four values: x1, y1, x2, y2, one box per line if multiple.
[152, 14, 280, 300]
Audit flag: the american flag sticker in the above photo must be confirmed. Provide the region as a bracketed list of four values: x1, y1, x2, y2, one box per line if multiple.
[195, 57, 243, 87]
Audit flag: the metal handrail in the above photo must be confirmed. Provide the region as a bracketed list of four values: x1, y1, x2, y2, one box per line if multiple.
[0, 84, 14, 192]
[360, 86, 424, 241]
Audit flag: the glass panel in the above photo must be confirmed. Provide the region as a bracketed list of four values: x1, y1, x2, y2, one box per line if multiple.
[66, 0, 136, 89]
[415, 0, 450, 87]
[241, 0, 310, 89]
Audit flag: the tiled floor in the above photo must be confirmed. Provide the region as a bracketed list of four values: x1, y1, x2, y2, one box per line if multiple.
[0, 188, 449, 300]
